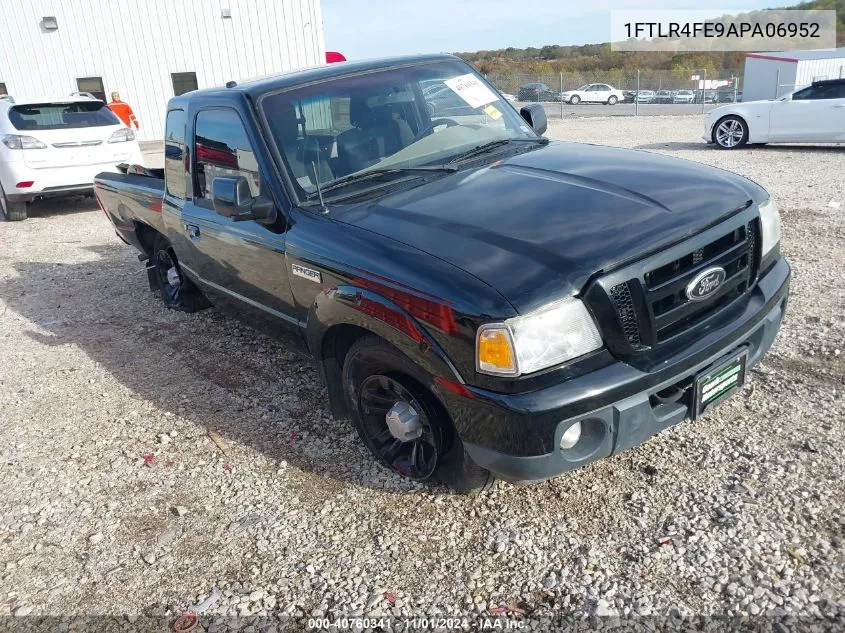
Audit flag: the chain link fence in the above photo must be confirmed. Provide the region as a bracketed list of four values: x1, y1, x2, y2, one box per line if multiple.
[485, 69, 744, 116]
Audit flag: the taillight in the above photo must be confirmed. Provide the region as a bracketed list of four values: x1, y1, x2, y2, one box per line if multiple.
[107, 128, 135, 143]
[2, 134, 47, 150]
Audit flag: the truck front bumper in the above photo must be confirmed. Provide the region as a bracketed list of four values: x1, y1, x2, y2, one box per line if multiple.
[439, 257, 790, 484]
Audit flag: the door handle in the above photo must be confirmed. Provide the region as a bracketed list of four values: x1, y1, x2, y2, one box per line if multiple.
[186, 224, 200, 239]
[834, 104, 845, 108]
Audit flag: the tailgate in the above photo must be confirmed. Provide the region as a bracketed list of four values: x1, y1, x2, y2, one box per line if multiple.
[23, 128, 133, 169]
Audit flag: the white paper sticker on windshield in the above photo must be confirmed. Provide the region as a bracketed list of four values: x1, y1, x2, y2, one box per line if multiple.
[444, 74, 498, 109]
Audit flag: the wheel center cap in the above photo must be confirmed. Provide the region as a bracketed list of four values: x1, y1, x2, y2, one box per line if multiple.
[385, 401, 422, 442]
[166, 266, 181, 288]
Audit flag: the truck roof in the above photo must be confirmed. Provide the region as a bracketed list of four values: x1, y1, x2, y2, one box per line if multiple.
[169, 53, 459, 107]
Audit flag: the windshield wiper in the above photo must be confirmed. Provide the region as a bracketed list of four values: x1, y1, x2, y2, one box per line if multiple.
[305, 165, 457, 200]
[446, 136, 549, 166]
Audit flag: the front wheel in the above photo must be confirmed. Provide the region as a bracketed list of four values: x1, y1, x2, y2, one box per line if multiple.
[713, 115, 748, 149]
[569, 95, 580, 105]
[342, 335, 494, 493]
[607, 95, 618, 105]
[151, 234, 210, 312]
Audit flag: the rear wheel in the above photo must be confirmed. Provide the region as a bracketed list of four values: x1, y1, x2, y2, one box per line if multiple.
[713, 116, 748, 149]
[607, 95, 618, 105]
[0, 184, 28, 221]
[151, 234, 210, 312]
[569, 95, 581, 105]
[342, 335, 494, 493]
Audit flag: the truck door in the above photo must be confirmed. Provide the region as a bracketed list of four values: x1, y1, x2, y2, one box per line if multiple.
[179, 106, 298, 329]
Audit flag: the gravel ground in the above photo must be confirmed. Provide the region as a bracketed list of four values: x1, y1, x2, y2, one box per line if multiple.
[0, 116, 843, 630]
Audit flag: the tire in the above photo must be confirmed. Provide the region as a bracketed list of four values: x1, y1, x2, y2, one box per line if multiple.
[607, 95, 618, 105]
[713, 115, 749, 150]
[569, 95, 580, 105]
[151, 234, 210, 312]
[342, 335, 494, 493]
[0, 183, 28, 221]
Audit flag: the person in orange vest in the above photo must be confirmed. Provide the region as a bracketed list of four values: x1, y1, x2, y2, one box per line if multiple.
[108, 92, 139, 129]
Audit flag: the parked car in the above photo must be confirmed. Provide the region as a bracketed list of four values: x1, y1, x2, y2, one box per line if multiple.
[517, 83, 556, 102]
[635, 90, 655, 103]
[696, 90, 719, 104]
[715, 89, 739, 104]
[705, 78, 845, 149]
[622, 90, 636, 103]
[673, 90, 696, 104]
[500, 92, 517, 103]
[0, 96, 143, 221]
[654, 90, 674, 104]
[559, 83, 625, 105]
[94, 53, 789, 491]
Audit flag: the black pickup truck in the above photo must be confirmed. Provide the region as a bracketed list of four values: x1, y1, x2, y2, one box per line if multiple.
[95, 54, 790, 491]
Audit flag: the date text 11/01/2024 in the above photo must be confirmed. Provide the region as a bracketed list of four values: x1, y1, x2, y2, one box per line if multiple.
[308, 617, 525, 630]
[622, 21, 821, 39]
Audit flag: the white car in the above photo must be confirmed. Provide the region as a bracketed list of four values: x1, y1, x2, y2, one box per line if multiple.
[704, 79, 845, 149]
[559, 83, 625, 105]
[1, 96, 143, 220]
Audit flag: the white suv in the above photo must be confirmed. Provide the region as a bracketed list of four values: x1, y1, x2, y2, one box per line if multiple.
[0, 97, 143, 221]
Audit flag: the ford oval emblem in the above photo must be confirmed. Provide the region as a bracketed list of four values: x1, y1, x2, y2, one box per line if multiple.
[686, 267, 726, 301]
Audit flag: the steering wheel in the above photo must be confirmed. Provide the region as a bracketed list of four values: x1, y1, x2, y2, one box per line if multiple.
[414, 118, 459, 141]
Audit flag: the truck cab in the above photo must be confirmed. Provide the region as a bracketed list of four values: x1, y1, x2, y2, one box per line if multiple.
[94, 54, 790, 491]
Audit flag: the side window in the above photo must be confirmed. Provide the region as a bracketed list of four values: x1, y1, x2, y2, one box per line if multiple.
[599, 85, 611, 92]
[164, 109, 187, 199]
[792, 84, 842, 100]
[0, 83, 7, 96]
[194, 109, 260, 201]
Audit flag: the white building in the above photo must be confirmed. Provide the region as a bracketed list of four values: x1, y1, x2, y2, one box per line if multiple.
[0, 0, 326, 140]
[743, 49, 845, 102]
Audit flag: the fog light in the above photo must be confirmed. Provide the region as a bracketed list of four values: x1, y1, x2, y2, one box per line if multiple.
[560, 421, 582, 450]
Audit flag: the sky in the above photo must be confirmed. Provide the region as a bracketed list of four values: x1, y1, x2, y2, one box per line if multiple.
[321, 0, 783, 59]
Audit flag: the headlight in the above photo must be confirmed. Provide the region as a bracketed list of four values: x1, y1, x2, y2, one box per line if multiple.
[476, 298, 602, 376]
[758, 198, 781, 258]
[107, 128, 135, 143]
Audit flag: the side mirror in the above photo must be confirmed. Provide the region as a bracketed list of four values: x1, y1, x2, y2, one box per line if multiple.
[519, 103, 547, 136]
[211, 176, 276, 224]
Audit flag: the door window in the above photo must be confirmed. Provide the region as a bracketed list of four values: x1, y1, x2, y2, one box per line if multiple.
[793, 83, 845, 100]
[164, 109, 187, 199]
[194, 108, 260, 202]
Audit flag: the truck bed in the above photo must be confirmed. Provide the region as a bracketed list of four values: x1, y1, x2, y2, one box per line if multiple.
[94, 166, 168, 247]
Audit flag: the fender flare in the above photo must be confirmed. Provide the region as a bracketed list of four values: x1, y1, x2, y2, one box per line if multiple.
[305, 285, 466, 418]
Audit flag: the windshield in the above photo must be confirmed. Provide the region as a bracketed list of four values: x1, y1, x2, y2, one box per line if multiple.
[260, 60, 537, 200]
[9, 101, 120, 130]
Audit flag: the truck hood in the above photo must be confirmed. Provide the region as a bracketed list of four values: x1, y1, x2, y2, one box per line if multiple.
[335, 141, 765, 314]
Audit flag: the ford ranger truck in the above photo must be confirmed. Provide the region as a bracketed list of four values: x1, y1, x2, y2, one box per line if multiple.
[94, 54, 790, 492]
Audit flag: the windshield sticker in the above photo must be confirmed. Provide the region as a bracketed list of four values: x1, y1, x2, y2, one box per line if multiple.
[483, 104, 502, 120]
[444, 74, 498, 109]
